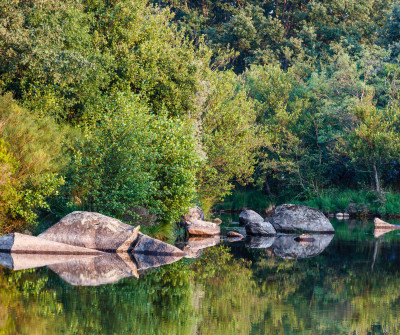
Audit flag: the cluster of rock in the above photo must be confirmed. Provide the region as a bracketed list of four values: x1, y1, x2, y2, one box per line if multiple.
[239, 204, 335, 236]
[182, 207, 221, 237]
[0, 211, 186, 286]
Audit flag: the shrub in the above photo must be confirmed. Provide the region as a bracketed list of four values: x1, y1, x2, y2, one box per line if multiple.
[0, 94, 66, 230]
[66, 93, 199, 239]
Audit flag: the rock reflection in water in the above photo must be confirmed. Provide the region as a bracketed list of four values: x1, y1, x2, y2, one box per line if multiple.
[178, 236, 220, 258]
[0, 252, 99, 271]
[48, 253, 139, 286]
[0, 251, 185, 286]
[134, 253, 185, 273]
[271, 234, 333, 259]
[246, 234, 333, 259]
[245, 236, 276, 249]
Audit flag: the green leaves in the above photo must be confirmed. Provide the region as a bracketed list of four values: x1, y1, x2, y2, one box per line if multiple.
[66, 93, 199, 231]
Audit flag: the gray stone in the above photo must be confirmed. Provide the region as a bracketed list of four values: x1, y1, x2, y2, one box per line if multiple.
[39, 211, 138, 252]
[38, 211, 182, 256]
[239, 210, 264, 225]
[181, 206, 205, 224]
[270, 204, 334, 233]
[269, 234, 334, 259]
[133, 233, 185, 256]
[245, 221, 276, 236]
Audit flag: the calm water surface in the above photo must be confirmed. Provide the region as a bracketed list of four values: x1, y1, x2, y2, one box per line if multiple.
[1, 219, 400, 334]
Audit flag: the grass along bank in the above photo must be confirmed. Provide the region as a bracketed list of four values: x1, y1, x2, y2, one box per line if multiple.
[214, 189, 400, 218]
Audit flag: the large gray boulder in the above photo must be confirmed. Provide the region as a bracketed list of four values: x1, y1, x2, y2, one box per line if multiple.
[245, 221, 276, 236]
[239, 210, 264, 226]
[269, 204, 334, 233]
[38, 211, 184, 255]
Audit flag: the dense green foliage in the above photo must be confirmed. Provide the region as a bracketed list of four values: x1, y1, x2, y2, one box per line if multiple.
[2, 0, 400, 232]
[0, 94, 65, 231]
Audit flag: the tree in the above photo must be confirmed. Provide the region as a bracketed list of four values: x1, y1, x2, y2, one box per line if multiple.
[337, 91, 400, 195]
[197, 70, 259, 205]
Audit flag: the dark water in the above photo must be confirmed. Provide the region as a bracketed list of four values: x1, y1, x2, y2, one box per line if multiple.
[1, 219, 400, 334]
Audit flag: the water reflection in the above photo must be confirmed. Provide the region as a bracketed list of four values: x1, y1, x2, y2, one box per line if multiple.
[1, 220, 400, 333]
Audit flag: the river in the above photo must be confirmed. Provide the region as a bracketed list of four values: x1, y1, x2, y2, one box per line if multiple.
[0, 218, 399, 334]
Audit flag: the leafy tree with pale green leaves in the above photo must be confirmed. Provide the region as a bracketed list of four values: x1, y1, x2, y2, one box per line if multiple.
[336, 91, 400, 196]
[66, 93, 199, 239]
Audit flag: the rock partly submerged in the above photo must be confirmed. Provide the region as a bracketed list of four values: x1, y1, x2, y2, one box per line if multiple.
[186, 219, 221, 236]
[269, 204, 335, 233]
[36, 211, 184, 256]
[0, 232, 104, 255]
[374, 217, 400, 238]
[0, 211, 186, 286]
[239, 209, 264, 226]
[182, 207, 221, 237]
[245, 221, 276, 236]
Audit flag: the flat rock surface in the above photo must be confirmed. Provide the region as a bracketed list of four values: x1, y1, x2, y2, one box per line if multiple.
[0, 233, 104, 255]
[239, 210, 264, 225]
[186, 219, 220, 236]
[269, 204, 334, 233]
[374, 218, 400, 238]
[245, 221, 276, 236]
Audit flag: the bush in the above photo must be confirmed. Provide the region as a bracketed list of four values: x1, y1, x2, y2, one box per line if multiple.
[0, 94, 66, 231]
[66, 93, 200, 239]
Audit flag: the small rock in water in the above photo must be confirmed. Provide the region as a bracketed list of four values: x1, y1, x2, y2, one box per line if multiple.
[336, 213, 344, 219]
[227, 231, 244, 239]
[213, 218, 222, 225]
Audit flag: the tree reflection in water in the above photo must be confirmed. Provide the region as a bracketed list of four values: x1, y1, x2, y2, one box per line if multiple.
[1, 221, 400, 334]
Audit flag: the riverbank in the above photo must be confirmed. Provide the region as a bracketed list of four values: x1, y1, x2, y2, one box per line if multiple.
[214, 189, 400, 218]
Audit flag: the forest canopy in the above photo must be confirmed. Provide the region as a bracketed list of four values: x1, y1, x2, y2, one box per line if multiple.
[1, 0, 400, 235]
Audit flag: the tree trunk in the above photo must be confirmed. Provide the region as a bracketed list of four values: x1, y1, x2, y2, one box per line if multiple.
[372, 163, 381, 195]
